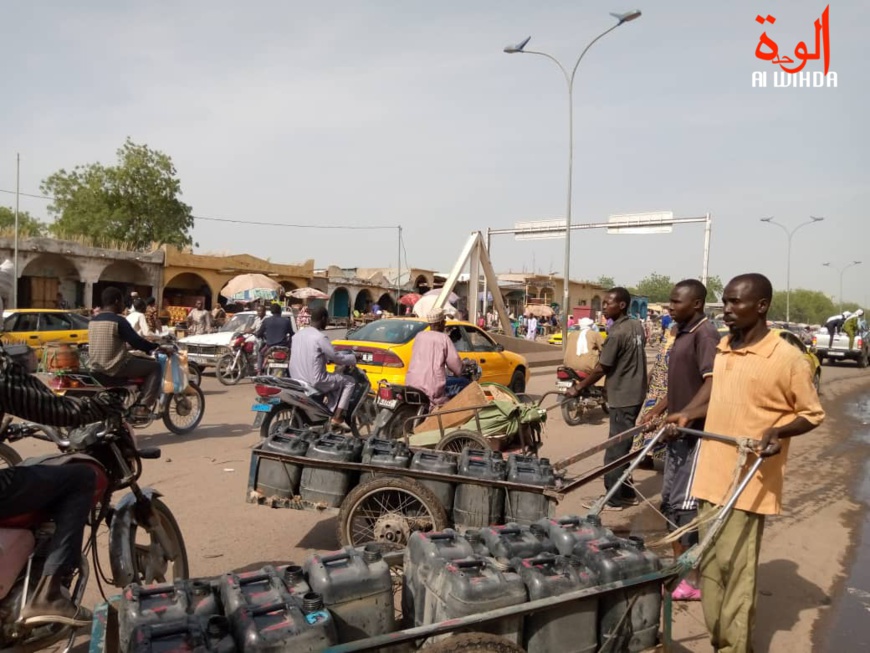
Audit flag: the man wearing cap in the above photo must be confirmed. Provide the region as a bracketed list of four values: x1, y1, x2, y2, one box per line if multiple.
[406, 308, 464, 407]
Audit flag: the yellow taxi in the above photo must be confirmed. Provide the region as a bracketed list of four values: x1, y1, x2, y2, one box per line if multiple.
[548, 325, 607, 346]
[2, 309, 90, 359]
[330, 318, 530, 393]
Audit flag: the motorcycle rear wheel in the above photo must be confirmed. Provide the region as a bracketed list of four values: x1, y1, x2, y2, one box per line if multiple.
[0, 442, 22, 468]
[561, 397, 587, 426]
[216, 353, 244, 386]
[259, 404, 307, 440]
[128, 497, 190, 584]
[162, 385, 206, 435]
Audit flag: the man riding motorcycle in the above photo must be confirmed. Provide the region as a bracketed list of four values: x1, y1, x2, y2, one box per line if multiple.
[88, 287, 168, 419]
[288, 306, 358, 427]
[255, 303, 295, 373]
[0, 342, 122, 627]
[405, 308, 464, 407]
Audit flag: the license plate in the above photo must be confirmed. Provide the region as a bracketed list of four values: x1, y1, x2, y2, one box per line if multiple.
[829, 351, 844, 357]
[556, 381, 573, 389]
[377, 398, 398, 409]
[251, 403, 273, 412]
[361, 353, 373, 363]
[252, 413, 266, 428]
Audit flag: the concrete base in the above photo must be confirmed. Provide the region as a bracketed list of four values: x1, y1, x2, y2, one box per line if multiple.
[491, 333, 563, 368]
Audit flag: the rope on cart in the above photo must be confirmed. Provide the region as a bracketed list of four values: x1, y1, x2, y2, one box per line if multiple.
[638, 436, 759, 549]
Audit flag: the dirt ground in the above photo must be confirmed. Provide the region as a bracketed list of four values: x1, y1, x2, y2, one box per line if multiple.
[17, 359, 867, 652]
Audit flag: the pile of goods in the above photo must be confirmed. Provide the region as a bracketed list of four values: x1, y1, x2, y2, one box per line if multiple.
[117, 517, 662, 652]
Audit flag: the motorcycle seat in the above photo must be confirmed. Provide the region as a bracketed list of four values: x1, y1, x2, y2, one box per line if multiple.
[91, 372, 144, 387]
[259, 376, 327, 403]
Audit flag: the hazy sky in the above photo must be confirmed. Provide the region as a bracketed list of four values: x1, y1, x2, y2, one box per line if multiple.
[1, 1, 867, 303]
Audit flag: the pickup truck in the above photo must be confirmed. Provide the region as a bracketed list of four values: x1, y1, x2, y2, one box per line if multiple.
[812, 328, 869, 367]
[177, 310, 297, 368]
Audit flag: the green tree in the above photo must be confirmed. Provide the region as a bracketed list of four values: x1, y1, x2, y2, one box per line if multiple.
[41, 138, 194, 250]
[0, 206, 45, 236]
[596, 275, 615, 289]
[634, 272, 673, 303]
[705, 275, 724, 300]
[769, 289, 835, 324]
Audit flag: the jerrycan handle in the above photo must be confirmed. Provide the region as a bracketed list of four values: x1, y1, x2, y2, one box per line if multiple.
[132, 583, 179, 598]
[318, 551, 352, 565]
[515, 465, 537, 474]
[596, 541, 621, 551]
[454, 559, 486, 570]
[428, 532, 458, 541]
[249, 600, 289, 617]
[524, 555, 559, 567]
[558, 517, 582, 526]
[496, 527, 522, 536]
[237, 571, 271, 585]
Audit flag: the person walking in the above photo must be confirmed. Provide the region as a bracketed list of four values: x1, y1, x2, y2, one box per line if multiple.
[187, 300, 212, 336]
[525, 313, 538, 342]
[641, 279, 720, 601]
[568, 287, 647, 510]
[667, 273, 824, 652]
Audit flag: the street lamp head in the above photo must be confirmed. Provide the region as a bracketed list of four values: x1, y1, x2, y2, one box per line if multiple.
[822, 262, 832, 267]
[504, 36, 531, 54]
[810, 215, 825, 222]
[611, 10, 642, 24]
[760, 217, 773, 222]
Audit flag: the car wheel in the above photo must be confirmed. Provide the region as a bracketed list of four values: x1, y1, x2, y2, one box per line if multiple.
[508, 369, 526, 394]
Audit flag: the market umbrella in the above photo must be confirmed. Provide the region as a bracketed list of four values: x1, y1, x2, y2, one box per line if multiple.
[413, 294, 458, 318]
[399, 293, 422, 307]
[423, 288, 460, 304]
[524, 304, 555, 318]
[287, 287, 329, 300]
[220, 273, 282, 302]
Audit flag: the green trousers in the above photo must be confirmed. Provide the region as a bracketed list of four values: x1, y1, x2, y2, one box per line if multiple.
[843, 319, 857, 350]
[698, 501, 766, 653]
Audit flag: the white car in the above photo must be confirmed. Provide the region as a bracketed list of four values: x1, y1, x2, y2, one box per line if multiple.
[178, 311, 297, 368]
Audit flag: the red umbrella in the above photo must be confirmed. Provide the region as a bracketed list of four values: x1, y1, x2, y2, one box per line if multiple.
[399, 293, 422, 306]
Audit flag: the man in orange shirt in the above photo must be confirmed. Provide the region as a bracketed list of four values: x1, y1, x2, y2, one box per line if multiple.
[667, 273, 824, 653]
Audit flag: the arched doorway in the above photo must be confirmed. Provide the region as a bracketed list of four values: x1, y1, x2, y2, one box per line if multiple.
[20, 254, 81, 309]
[376, 292, 395, 314]
[166, 273, 214, 309]
[95, 260, 152, 308]
[354, 289, 373, 315]
[329, 287, 350, 319]
[414, 275, 430, 294]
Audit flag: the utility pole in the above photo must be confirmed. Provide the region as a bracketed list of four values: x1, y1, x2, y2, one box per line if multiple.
[12, 153, 20, 309]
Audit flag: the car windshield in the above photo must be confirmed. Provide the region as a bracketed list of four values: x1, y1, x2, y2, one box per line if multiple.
[348, 319, 428, 344]
[222, 314, 254, 332]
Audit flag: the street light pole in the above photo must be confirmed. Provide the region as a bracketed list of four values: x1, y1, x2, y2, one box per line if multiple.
[822, 260, 861, 312]
[760, 216, 824, 323]
[504, 9, 641, 349]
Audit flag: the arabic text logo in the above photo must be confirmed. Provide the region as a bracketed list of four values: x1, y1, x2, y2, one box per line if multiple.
[752, 5, 837, 88]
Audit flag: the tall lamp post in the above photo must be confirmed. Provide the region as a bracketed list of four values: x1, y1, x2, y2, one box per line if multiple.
[760, 216, 824, 323]
[504, 10, 641, 349]
[822, 260, 861, 312]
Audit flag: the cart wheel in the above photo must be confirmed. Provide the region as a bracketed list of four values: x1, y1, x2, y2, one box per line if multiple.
[436, 429, 490, 453]
[424, 633, 525, 653]
[337, 477, 448, 551]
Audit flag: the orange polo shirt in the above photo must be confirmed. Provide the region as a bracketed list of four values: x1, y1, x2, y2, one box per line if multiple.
[690, 330, 824, 515]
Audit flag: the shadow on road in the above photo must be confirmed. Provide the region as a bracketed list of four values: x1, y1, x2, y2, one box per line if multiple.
[137, 422, 255, 447]
[295, 516, 340, 551]
[755, 558, 827, 652]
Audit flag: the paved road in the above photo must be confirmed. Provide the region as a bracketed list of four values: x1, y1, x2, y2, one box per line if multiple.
[17, 357, 864, 650]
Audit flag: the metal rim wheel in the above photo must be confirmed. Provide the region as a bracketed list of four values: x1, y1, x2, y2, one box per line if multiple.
[259, 404, 306, 440]
[128, 497, 190, 584]
[0, 442, 22, 468]
[561, 397, 587, 426]
[337, 477, 448, 551]
[435, 429, 490, 454]
[423, 633, 525, 653]
[162, 385, 206, 435]
[187, 363, 202, 387]
[216, 353, 244, 385]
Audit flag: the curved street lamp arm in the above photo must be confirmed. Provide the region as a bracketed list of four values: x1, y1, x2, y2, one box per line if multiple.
[570, 23, 622, 83]
[521, 50, 571, 86]
[790, 218, 823, 240]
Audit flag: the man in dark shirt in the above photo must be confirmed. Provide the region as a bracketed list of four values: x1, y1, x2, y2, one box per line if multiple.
[256, 303, 295, 372]
[569, 287, 648, 509]
[641, 279, 720, 600]
[0, 341, 121, 626]
[88, 287, 162, 416]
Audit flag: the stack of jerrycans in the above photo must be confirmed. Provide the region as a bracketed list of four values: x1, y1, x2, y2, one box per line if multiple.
[504, 455, 557, 525]
[119, 578, 234, 652]
[304, 544, 396, 643]
[248, 430, 314, 501]
[453, 448, 507, 529]
[403, 529, 474, 627]
[574, 535, 662, 653]
[220, 564, 337, 652]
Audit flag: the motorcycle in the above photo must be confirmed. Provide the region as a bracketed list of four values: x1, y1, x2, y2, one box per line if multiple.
[216, 333, 259, 386]
[250, 364, 378, 440]
[0, 403, 188, 652]
[261, 345, 291, 378]
[79, 339, 202, 388]
[555, 365, 609, 426]
[371, 360, 482, 440]
[45, 351, 205, 436]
